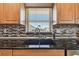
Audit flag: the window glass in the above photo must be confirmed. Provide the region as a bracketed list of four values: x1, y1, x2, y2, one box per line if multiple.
[26, 8, 51, 32]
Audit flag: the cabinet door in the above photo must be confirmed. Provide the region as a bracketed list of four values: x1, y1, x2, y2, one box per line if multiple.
[57, 3, 75, 24]
[0, 4, 4, 23]
[75, 4, 79, 24]
[4, 3, 20, 24]
[13, 49, 64, 56]
[0, 50, 12, 56]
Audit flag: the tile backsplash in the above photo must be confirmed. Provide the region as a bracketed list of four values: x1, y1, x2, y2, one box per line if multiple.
[0, 24, 79, 37]
[0, 24, 26, 37]
[53, 24, 79, 37]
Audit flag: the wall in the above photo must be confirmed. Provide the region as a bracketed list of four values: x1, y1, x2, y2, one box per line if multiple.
[53, 4, 57, 25]
[25, 3, 52, 8]
[20, 4, 25, 25]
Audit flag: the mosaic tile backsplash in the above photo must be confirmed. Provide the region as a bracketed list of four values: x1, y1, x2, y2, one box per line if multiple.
[0, 24, 79, 37]
[0, 24, 26, 37]
[53, 24, 79, 37]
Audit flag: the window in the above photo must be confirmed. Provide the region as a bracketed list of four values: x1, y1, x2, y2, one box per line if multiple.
[26, 8, 53, 32]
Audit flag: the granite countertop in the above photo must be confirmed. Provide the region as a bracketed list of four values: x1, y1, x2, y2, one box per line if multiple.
[0, 37, 78, 40]
[0, 46, 64, 50]
[0, 46, 78, 50]
[0, 37, 53, 39]
[0, 37, 78, 50]
[0, 38, 64, 49]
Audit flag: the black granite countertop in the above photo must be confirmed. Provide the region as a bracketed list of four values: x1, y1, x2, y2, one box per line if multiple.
[0, 39, 78, 50]
[0, 47, 65, 50]
[0, 46, 78, 50]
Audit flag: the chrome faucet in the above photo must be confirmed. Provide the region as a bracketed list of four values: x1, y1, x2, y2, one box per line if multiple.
[35, 25, 41, 38]
[53, 29, 56, 40]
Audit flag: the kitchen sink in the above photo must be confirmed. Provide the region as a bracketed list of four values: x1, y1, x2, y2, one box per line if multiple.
[24, 39, 56, 48]
[0, 38, 65, 48]
[25, 39, 56, 45]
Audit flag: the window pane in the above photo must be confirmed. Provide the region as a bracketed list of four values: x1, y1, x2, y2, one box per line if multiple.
[29, 14, 49, 22]
[27, 8, 50, 32]
[29, 22, 49, 32]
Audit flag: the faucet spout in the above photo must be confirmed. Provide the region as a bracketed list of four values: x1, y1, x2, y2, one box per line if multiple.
[35, 25, 41, 38]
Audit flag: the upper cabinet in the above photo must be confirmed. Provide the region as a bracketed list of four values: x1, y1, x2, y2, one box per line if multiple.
[57, 3, 76, 24]
[0, 3, 21, 24]
[75, 4, 79, 24]
[4, 3, 21, 24]
[0, 4, 3, 23]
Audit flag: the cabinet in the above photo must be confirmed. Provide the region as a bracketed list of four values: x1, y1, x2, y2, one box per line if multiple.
[75, 4, 79, 24]
[0, 49, 64, 56]
[13, 49, 64, 56]
[57, 3, 76, 24]
[4, 4, 20, 24]
[0, 50, 12, 56]
[0, 4, 3, 23]
[0, 3, 21, 24]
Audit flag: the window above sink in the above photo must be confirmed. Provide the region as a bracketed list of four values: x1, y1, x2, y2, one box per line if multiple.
[25, 8, 53, 32]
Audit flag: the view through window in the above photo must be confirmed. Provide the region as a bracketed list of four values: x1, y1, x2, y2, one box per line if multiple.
[26, 8, 52, 32]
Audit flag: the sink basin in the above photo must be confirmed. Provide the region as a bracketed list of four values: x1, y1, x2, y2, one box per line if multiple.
[24, 39, 56, 48]
[25, 39, 56, 45]
[40, 39, 56, 45]
[26, 39, 39, 45]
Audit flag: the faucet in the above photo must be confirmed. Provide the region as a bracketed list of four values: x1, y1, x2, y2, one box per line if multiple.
[35, 25, 41, 38]
[53, 29, 56, 40]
